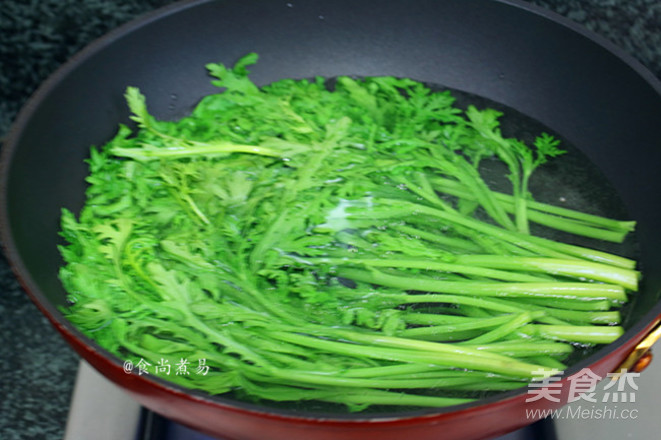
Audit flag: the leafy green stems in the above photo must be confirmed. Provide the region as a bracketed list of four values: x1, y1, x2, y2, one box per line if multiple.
[58, 53, 638, 412]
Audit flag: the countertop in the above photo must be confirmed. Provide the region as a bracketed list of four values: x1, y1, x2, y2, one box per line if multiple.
[1, 1, 660, 439]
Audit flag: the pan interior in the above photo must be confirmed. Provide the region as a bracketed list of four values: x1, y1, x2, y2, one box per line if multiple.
[57, 79, 642, 416]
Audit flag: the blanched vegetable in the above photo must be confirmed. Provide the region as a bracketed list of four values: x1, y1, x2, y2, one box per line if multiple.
[59, 53, 637, 411]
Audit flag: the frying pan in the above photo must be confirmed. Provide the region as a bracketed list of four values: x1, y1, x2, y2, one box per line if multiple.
[2, 0, 661, 439]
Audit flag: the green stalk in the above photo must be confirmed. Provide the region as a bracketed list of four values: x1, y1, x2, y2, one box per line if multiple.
[453, 255, 639, 290]
[525, 210, 628, 243]
[513, 297, 613, 311]
[515, 171, 532, 235]
[111, 141, 282, 160]
[340, 363, 454, 379]
[457, 304, 495, 318]
[392, 224, 483, 252]
[430, 176, 635, 241]
[443, 381, 528, 391]
[336, 267, 627, 302]
[481, 296, 621, 325]
[402, 313, 485, 325]
[183, 313, 275, 370]
[321, 389, 475, 408]
[545, 310, 622, 325]
[524, 355, 568, 370]
[425, 152, 517, 230]
[393, 173, 455, 212]
[308, 256, 549, 282]
[460, 341, 573, 357]
[453, 159, 516, 231]
[238, 376, 475, 408]
[394, 199, 636, 268]
[371, 369, 520, 381]
[402, 313, 512, 327]
[464, 312, 539, 344]
[519, 324, 625, 344]
[397, 330, 483, 342]
[326, 328, 558, 371]
[372, 291, 568, 324]
[266, 330, 556, 378]
[399, 314, 522, 338]
[214, 274, 312, 328]
[261, 367, 510, 390]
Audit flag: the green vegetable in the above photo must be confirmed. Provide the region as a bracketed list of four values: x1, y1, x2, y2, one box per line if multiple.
[58, 53, 638, 412]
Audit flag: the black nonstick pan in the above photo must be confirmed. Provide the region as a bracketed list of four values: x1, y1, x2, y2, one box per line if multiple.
[2, 1, 661, 439]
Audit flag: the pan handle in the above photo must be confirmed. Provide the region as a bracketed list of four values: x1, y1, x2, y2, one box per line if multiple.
[610, 318, 661, 381]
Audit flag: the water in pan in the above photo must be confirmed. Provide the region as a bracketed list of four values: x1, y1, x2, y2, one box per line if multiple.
[62, 74, 640, 417]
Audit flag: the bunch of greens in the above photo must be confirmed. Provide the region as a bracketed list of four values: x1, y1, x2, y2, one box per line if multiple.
[59, 53, 638, 412]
